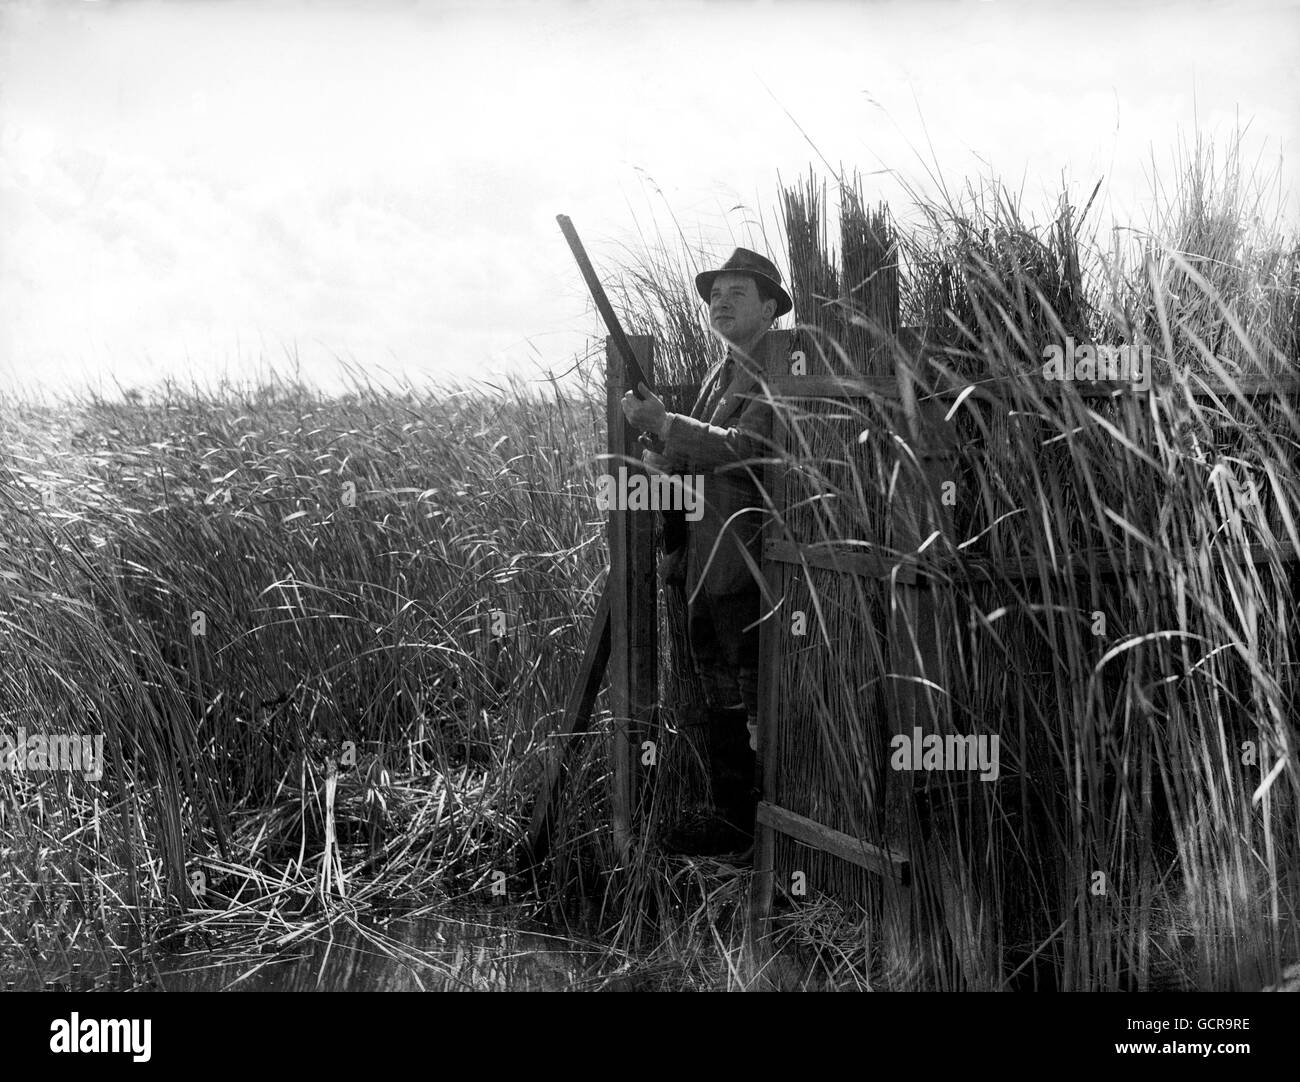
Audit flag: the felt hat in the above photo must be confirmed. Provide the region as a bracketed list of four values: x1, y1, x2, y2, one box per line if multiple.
[695, 247, 793, 318]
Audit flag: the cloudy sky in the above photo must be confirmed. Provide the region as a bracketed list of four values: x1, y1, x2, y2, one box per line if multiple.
[1, 0, 1297, 399]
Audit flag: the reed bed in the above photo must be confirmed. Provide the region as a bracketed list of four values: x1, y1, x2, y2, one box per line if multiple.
[750, 137, 1300, 990]
[0, 366, 620, 984]
[2, 133, 1297, 991]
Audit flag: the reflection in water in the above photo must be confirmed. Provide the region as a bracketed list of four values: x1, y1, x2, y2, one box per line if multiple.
[158, 912, 602, 992]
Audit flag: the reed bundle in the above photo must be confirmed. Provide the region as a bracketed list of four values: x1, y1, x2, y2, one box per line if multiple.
[3, 133, 1297, 991]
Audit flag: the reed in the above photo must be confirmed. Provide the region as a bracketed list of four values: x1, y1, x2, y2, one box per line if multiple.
[2, 131, 1296, 991]
[748, 130, 1300, 990]
[0, 366, 615, 983]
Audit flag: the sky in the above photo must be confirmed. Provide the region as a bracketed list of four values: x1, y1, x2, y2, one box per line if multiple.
[1, 0, 1297, 400]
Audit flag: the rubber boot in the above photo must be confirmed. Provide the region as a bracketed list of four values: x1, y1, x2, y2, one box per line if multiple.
[707, 705, 756, 857]
[661, 706, 753, 856]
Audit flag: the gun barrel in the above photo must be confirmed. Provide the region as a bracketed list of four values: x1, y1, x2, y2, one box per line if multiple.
[556, 214, 652, 398]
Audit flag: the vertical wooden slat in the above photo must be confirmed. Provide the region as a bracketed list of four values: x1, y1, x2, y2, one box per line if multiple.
[523, 584, 611, 868]
[752, 533, 783, 927]
[606, 335, 657, 861]
[884, 337, 961, 982]
[752, 330, 796, 930]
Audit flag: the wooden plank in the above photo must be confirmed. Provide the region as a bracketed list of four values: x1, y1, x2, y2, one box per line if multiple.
[763, 538, 918, 584]
[523, 584, 611, 866]
[605, 335, 658, 862]
[878, 361, 955, 971]
[966, 373, 1300, 399]
[750, 567, 780, 927]
[757, 802, 911, 885]
[769, 374, 904, 399]
[606, 342, 631, 860]
[948, 540, 1300, 581]
[768, 370, 1300, 402]
[765, 538, 1300, 582]
[751, 330, 797, 932]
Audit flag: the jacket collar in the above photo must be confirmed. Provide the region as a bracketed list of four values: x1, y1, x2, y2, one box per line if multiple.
[706, 332, 773, 423]
[725, 331, 773, 378]
[688, 330, 775, 419]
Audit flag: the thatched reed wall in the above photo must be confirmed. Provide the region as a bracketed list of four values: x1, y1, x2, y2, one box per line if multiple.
[634, 170, 1300, 991]
[600, 160, 1298, 988]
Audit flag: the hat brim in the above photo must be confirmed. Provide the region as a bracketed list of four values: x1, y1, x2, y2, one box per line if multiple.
[695, 269, 793, 318]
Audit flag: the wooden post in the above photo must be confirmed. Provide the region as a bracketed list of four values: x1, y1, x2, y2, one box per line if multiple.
[606, 335, 658, 861]
[750, 451, 786, 931]
[883, 334, 963, 985]
[751, 329, 795, 936]
[523, 583, 611, 870]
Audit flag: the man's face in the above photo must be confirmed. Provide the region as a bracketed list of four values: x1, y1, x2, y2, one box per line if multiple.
[709, 273, 775, 347]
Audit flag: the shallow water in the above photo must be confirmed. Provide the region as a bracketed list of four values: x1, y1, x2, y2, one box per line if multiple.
[155, 912, 603, 992]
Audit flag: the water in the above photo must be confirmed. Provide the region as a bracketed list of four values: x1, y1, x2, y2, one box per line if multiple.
[155, 912, 604, 992]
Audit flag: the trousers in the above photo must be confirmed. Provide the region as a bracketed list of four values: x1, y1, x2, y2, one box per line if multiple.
[687, 584, 762, 753]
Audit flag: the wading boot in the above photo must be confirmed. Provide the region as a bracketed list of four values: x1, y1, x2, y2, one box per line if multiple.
[662, 707, 755, 857]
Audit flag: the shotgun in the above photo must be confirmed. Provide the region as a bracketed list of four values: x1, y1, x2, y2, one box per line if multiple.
[556, 214, 663, 450]
[557, 214, 686, 553]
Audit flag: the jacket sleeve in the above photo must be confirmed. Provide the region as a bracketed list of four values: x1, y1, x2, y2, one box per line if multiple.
[661, 392, 777, 474]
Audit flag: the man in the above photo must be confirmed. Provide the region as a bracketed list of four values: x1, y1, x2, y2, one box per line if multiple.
[621, 247, 792, 856]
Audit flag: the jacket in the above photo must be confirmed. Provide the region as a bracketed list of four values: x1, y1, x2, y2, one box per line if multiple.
[660, 331, 780, 598]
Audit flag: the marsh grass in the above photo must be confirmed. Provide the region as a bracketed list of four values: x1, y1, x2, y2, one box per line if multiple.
[0, 363, 623, 985]
[2, 131, 1298, 991]
[744, 133, 1300, 991]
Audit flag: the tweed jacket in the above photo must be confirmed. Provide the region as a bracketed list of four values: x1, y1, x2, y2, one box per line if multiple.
[660, 332, 780, 599]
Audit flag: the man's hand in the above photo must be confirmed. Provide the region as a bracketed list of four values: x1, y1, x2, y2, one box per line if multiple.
[621, 382, 671, 440]
[641, 449, 672, 475]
